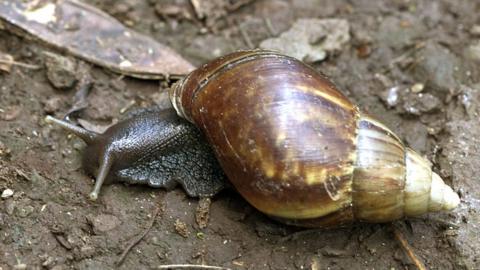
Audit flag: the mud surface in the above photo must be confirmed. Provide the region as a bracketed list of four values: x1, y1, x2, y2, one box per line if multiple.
[0, 0, 479, 269]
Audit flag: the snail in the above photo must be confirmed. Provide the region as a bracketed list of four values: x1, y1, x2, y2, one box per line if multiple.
[46, 50, 460, 227]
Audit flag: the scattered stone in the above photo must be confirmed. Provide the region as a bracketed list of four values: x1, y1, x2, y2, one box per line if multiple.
[403, 93, 441, 115]
[0, 140, 10, 156]
[155, 2, 193, 20]
[77, 245, 95, 259]
[321, 246, 349, 257]
[16, 205, 34, 218]
[260, 18, 350, 63]
[87, 214, 121, 233]
[466, 41, 480, 62]
[404, 122, 428, 153]
[0, 213, 5, 228]
[109, 78, 126, 92]
[174, 219, 190, 238]
[0, 105, 21, 121]
[5, 200, 15, 215]
[470, 25, 480, 36]
[1, 188, 14, 198]
[352, 28, 373, 44]
[459, 84, 480, 118]
[379, 86, 401, 108]
[51, 265, 67, 270]
[411, 83, 425, 93]
[0, 51, 14, 72]
[376, 16, 425, 49]
[43, 97, 63, 114]
[44, 52, 78, 90]
[42, 256, 56, 267]
[195, 198, 211, 229]
[413, 42, 463, 94]
[54, 234, 72, 250]
[188, 0, 252, 27]
[13, 263, 27, 270]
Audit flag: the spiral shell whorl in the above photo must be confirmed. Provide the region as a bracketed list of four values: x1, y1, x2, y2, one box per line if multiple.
[405, 151, 460, 214]
[353, 115, 460, 221]
[169, 50, 460, 227]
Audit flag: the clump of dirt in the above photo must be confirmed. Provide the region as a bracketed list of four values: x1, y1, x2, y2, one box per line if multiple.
[1, 0, 479, 269]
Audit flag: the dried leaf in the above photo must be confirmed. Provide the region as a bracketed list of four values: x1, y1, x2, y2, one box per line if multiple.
[0, 0, 194, 79]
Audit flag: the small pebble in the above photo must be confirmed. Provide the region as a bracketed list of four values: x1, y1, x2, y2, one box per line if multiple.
[43, 97, 63, 114]
[467, 41, 480, 61]
[174, 219, 190, 238]
[470, 25, 480, 36]
[411, 83, 424, 93]
[195, 197, 211, 229]
[0, 52, 13, 72]
[44, 52, 78, 90]
[87, 214, 121, 233]
[5, 200, 15, 215]
[0, 140, 11, 156]
[42, 256, 55, 267]
[1, 105, 21, 121]
[1, 188, 14, 198]
[13, 263, 27, 270]
[17, 205, 34, 218]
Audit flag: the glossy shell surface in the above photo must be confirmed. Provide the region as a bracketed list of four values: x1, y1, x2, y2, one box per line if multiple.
[170, 50, 459, 227]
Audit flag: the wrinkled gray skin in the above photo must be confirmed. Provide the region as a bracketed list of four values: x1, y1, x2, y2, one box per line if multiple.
[49, 108, 226, 198]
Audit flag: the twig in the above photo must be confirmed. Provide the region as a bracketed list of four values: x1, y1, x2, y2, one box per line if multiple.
[65, 63, 93, 119]
[263, 18, 277, 37]
[237, 20, 254, 49]
[157, 264, 232, 270]
[0, 59, 40, 69]
[116, 205, 162, 266]
[381, 42, 425, 74]
[391, 225, 427, 270]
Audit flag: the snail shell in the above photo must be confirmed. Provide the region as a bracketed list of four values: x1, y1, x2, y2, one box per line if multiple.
[170, 50, 459, 227]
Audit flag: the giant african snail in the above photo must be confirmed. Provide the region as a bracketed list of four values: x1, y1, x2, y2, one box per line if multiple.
[46, 50, 460, 227]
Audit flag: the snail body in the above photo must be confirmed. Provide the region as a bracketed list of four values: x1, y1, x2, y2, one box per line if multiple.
[46, 109, 225, 200]
[47, 50, 459, 227]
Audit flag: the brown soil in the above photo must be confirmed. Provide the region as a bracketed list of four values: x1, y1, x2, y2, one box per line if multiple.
[0, 1, 479, 269]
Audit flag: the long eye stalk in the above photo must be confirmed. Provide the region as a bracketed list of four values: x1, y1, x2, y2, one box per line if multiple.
[45, 116, 98, 144]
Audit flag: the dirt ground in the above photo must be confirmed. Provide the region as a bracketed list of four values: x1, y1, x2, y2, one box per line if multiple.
[0, 0, 479, 269]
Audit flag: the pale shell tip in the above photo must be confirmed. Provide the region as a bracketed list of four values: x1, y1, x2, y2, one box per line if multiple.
[430, 172, 460, 212]
[442, 185, 460, 211]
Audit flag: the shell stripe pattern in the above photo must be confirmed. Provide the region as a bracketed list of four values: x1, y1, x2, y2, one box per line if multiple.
[177, 51, 358, 220]
[353, 115, 407, 222]
[175, 51, 428, 225]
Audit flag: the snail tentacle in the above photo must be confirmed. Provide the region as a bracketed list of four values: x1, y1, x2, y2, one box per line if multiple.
[45, 115, 98, 144]
[89, 151, 114, 201]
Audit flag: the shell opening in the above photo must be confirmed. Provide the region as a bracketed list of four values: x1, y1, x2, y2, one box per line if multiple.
[169, 79, 191, 122]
